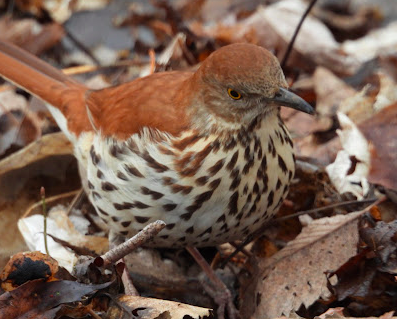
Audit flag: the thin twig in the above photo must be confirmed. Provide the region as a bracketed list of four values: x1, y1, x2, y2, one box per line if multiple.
[101, 220, 166, 266]
[66, 188, 84, 216]
[280, 0, 318, 69]
[64, 28, 101, 66]
[274, 198, 377, 223]
[220, 196, 384, 269]
[41, 187, 50, 256]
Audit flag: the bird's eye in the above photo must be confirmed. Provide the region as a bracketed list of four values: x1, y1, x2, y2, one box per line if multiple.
[227, 88, 242, 100]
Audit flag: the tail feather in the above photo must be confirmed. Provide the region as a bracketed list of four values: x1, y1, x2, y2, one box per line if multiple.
[0, 40, 91, 137]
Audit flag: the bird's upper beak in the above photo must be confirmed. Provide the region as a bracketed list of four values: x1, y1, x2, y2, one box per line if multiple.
[269, 87, 314, 115]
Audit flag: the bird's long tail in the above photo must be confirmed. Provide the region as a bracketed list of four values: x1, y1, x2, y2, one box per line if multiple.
[0, 40, 91, 138]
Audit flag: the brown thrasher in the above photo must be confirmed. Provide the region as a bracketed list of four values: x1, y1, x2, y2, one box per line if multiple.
[0, 40, 312, 316]
[0, 41, 313, 246]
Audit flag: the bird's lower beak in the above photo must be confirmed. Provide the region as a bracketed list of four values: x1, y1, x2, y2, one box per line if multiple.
[270, 87, 314, 115]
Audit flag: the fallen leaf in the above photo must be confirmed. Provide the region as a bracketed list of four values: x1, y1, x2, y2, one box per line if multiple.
[241, 211, 365, 318]
[326, 113, 370, 198]
[0, 132, 72, 176]
[359, 103, 397, 190]
[111, 295, 212, 319]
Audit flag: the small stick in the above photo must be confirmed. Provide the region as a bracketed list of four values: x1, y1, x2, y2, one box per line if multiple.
[64, 28, 101, 66]
[221, 196, 386, 268]
[274, 197, 378, 223]
[41, 187, 50, 256]
[281, 0, 318, 69]
[101, 220, 166, 266]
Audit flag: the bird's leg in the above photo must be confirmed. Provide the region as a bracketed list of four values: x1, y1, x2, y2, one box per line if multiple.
[186, 246, 240, 319]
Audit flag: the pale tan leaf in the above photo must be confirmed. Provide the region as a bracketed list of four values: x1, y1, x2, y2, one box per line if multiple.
[112, 295, 212, 318]
[0, 132, 72, 176]
[244, 211, 364, 319]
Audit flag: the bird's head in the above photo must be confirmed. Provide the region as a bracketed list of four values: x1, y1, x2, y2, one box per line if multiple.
[188, 43, 313, 130]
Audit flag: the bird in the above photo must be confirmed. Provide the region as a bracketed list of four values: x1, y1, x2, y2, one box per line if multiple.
[0, 41, 313, 248]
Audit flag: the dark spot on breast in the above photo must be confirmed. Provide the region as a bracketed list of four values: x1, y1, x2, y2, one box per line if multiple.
[260, 154, 267, 170]
[198, 227, 212, 237]
[209, 178, 221, 190]
[176, 144, 212, 176]
[163, 203, 177, 211]
[143, 151, 169, 173]
[97, 207, 108, 215]
[285, 133, 293, 147]
[226, 150, 239, 171]
[246, 193, 252, 203]
[173, 134, 200, 151]
[263, 173, 268, 193]
[102, 182, 118, 191]
[243, 184, 248, 195]
[278, 155, 288, 174]
[253, 182, 259, 194]
[257, 168, 263, 180]
[92, 191, 102, 200]
[186, 226, 194, 234]
[141, 186, 164, 200]
[181, 211, 194, 221]
[276, 178, 282, 190]
[113, 202, 135, 210]
[160, 235, 169, 239]
[117, 171, 128, 181]
[289, 170, 294, 180]
[134, 201, 150, 209]
[135, 216, 150, 223]
[121, 221, 131, 227]
[208, 158, 225, 176]
[228, 191, 239, 216]
[162, 177, 175, 185]
[230, 173, 241, 191]
[97, 170, 104, 179]
[223, 136, 237, 151]
[87, 181, 94, 189]
[196, 176, 209, 186]
[171, 184, 193, 195]
[125, 164, 144, 178]
[166, 223, 175, 230]
[247, 203, 257, 217]
[178, 236, 186, 242]
[90, 146, 101, 165]
[242, 156, 254, 175]
[109, 143, 126, 158]
[216, 214, 226, 223]
[268, 190, 274, 206]
[127, 139, 139, 153]
[111, 216, 121, 222]
[236, 212, 243, 221]
[258, 144, 263, 158]
[268, 137, 276, 157]
[212, 139, 221, 152]
[255, 193, 261, 204]
[244, 145, 251, 161]
[119, 231, 129, 236]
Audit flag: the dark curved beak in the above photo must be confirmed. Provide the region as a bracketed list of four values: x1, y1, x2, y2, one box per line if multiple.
[270, 87, 314, 115]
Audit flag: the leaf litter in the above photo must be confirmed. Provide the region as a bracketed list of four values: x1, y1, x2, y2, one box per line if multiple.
[0, 0, 397, 318]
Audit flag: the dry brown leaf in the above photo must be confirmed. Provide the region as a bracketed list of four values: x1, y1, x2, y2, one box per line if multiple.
[326, 113, 370, 198]
[342, 21, 397, 63]
[313, 67, 357, 117]
[110, 295, 211, 318]
[0, 132, 72, 176]
[358, 103, 397, 190]
[242, 211, 365, 319]
[0, 88, 41, 156]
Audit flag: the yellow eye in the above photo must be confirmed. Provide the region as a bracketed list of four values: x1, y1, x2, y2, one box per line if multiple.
[227, 88, 242, 100]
